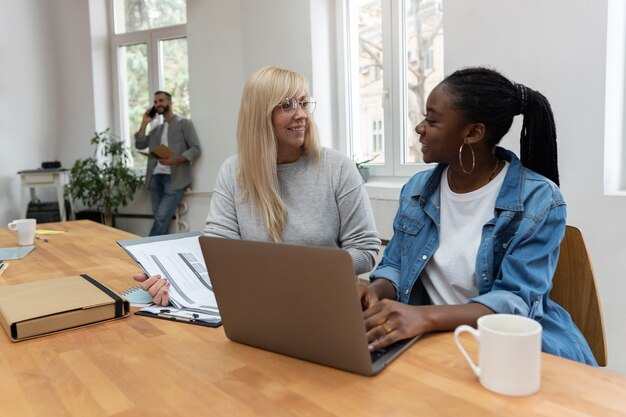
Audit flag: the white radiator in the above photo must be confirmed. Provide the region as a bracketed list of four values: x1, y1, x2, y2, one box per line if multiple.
[369, 198, 399, 240]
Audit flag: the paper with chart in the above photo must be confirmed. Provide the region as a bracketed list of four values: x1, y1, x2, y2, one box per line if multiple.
[119, 235, 219, 315]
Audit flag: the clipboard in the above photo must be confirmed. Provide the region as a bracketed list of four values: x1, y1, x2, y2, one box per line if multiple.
[135, 306, 221, 328]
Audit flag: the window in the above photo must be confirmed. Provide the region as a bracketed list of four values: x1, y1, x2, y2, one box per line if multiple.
[342, 0, 444, 177]
[604, 0, 626, 194]
[372, 119, 383, 153]
[110, 0, 189, 167]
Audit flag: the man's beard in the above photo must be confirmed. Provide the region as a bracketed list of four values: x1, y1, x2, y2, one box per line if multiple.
[158, 105, 170, 115]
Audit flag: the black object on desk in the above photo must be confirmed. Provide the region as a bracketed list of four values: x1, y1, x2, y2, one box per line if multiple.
[42, 161, 62, 169]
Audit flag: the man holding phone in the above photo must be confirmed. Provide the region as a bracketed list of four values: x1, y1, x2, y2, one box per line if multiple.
[135, 91, 202, 236]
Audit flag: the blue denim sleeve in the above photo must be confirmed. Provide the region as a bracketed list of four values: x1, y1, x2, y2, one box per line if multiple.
[369, 262, 401, 299]
[470, 203, 566, 318]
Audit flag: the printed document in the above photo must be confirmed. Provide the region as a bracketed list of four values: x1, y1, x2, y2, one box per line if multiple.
[118, 234, 218, 315]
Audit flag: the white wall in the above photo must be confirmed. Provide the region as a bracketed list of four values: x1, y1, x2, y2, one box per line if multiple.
[0, 0, 99, 221]
[0, 1, 61, 220]
[1, 0, 625, 375]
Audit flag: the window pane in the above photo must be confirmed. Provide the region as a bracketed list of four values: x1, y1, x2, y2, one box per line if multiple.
[404, 0, 444, 163]
[118, 43, 149, 167]
[160, 37, 190, 118]
[352, 0, 385, 165]
[114, 0, 187, 34]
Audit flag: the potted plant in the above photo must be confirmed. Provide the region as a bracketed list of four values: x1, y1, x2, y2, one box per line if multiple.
[65, 129, 144, 227]
[353, 154, 379, 182]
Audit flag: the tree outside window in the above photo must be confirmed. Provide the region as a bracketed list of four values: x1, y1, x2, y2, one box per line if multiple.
[346, 0, 443, 175]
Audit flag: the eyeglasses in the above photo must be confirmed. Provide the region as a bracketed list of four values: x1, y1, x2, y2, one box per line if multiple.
[275, 97, 317, 115]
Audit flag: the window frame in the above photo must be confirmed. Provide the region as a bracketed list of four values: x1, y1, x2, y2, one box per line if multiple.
[339, 0, 443, 178]
[604, 0, 626, 195]
[108, 0, 187, 165]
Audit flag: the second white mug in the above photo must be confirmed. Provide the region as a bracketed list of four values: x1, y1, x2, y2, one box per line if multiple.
[454, 314, 542, 396]
[7, 218, 37, 246]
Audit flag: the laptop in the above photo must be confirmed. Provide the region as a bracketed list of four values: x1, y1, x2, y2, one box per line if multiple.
[199, 236, 420, 376]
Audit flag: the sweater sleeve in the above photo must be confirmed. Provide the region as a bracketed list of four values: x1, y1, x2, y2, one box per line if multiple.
[335, 157, 381, 275]
[203, 158, 242, 239]
[135, 125, 157, 150]
[180, 119, 202, 162]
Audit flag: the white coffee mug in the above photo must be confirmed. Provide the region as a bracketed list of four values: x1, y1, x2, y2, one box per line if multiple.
[454, 314, 542, 396]
[7, 218, 37, 246]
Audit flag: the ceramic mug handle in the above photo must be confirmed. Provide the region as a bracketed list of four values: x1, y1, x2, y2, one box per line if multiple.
[8, 222, 17, 230]
[454, 325, 481, 377]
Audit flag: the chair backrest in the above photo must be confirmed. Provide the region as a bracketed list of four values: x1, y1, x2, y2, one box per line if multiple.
[551, 225, 607, 366]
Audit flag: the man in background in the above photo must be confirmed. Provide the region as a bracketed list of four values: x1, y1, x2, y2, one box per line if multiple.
[135, 91, 201, 236]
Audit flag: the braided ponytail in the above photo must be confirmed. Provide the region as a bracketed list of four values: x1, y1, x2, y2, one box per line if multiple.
[516, 84, 559, 186]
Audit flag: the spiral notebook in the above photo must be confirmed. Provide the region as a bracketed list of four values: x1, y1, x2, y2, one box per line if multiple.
[120, 286, 153, 307]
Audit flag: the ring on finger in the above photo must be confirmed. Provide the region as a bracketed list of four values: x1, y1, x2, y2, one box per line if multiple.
[382, 321, 393, 334]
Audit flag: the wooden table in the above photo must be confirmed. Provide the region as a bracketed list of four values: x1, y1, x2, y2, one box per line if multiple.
[1, 220, 625, 417]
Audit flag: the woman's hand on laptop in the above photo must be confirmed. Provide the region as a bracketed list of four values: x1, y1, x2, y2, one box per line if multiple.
[363, 301, 425, 352]
[358, 283, 380, 310]
[133, 273, 171, 306]
[359, 278, 396, 310]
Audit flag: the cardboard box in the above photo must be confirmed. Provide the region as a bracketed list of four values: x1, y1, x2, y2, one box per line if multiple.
[0, 274, 130, 341]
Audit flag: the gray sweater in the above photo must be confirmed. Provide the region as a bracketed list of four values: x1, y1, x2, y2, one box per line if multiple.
[204, 147, 381, 274]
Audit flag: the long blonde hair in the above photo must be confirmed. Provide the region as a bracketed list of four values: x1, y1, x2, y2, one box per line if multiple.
[236, 66, 320, 242]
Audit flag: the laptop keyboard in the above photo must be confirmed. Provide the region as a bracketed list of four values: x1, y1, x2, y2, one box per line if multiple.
[366, 335, 422, 374]
[370, 339, 410, 363]
[370, 347, 389, 362]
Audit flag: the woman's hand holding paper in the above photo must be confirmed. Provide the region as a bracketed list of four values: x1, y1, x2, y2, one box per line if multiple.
[133, 273, 170, 306]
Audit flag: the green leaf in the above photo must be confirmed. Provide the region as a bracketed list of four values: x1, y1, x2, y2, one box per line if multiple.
[65, 129, 144, 221]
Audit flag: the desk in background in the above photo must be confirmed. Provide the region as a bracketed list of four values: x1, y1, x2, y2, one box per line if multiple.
[18, 168, 71, 221]
[0, 220, 625, 417]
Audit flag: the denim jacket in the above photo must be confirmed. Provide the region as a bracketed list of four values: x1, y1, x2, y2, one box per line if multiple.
[371, 147, 596, 365]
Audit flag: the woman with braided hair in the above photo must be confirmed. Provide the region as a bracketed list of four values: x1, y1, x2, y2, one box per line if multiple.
[360, 67, 596, 365]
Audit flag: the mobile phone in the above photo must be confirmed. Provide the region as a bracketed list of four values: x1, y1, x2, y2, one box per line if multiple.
[148, 106, 157, 118]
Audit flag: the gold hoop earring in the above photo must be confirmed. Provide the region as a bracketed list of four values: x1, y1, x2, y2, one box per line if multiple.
[458, 143, 475, 174]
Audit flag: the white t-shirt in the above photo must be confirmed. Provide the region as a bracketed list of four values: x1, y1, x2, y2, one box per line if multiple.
[421, 162, 509, 305]
[153, 121, 171, 175]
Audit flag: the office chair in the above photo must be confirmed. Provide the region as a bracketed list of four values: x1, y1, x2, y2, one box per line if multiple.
[551, 225, 608, 366]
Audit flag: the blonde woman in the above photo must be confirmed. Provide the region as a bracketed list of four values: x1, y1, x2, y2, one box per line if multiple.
[136, 66, 380, 305]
